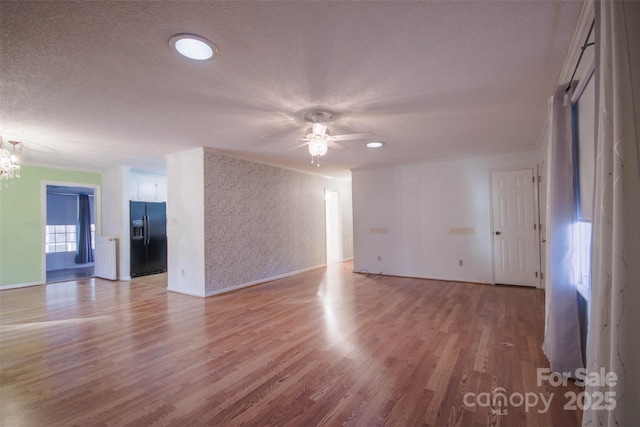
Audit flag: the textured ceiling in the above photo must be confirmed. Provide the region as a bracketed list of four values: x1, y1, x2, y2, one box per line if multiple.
[0, 1, 583, 179]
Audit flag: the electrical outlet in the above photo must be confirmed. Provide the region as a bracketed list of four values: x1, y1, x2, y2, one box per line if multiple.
[378, 255, 382, 261]
[459, 260, 463, 267]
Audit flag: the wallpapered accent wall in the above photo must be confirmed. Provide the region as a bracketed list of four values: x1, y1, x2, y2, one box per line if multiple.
[203, 151, 352, 294]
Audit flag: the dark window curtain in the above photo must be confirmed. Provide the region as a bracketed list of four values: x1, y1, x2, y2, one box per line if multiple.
[75, 194, 94, 263]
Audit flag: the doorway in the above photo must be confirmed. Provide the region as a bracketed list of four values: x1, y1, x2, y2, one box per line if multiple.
[44, 184, 96, 283]
[325, 189, 342, 265]
[491, 169, 539, 287]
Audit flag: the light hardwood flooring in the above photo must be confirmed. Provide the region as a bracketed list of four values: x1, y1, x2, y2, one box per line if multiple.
[0, 262, 581, 426]
[46, 265, 94, 284]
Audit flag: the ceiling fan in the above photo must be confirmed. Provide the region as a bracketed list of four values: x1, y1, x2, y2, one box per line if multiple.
[266, 109, 373, 167]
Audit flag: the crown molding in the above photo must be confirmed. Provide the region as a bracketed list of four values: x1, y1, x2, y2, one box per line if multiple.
[556, 0, 596, 86]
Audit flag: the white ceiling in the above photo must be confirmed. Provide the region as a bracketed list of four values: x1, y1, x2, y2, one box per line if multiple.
[0, 1, 583, 179]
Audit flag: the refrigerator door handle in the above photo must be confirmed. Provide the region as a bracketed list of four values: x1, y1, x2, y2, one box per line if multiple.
[144, 214, 150, 246]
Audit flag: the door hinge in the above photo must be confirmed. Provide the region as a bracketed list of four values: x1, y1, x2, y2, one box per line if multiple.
[532, 176, 535, 183]
[538, 175, 542, 183]
[534, 223, 537, 230]
[535, 271, 538, 278]
[541, 272, 544, 280]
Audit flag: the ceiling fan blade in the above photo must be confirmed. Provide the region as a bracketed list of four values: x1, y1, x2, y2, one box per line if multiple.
[332, 132, 374, 141]
[328, 141, 348, 151]
[261, 133, 309, 150]
[284, 141, 310, 151]
[262, 135, 306, 141]
[260, 136, 308, 152]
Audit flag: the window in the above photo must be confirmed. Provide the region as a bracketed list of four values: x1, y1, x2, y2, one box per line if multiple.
[45, 223, 95, 253]
[45, 225, 77, 253]
[573, 221, 592, 297]
[571, 65, 596, 299]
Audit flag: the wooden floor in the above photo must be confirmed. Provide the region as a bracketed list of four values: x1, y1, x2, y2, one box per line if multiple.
[0, 262, 581, 426]
[46, 265, 94, 284]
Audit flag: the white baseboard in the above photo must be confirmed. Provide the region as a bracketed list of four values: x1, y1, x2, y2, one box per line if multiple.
[352, 270, 490, 286]
[0, 281, 43, 290]
[204, 264, 326, 298]
[167, 287, 206, 298]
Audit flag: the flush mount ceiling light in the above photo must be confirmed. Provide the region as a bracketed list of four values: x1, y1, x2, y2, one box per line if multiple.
[169, 33, 218, 61]
[366, 141, 384, 148]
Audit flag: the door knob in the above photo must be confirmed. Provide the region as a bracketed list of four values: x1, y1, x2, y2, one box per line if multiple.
[495, 231, 501, 235]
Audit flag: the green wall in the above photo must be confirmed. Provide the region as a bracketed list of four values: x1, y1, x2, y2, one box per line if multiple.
[0, 165, 101, 287]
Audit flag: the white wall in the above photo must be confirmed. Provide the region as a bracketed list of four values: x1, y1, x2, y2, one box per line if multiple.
[339, 185, 354, 260]
[353, 150, 541, 283]
[166, 148, 205, 297]
[101, 166, 131, 280]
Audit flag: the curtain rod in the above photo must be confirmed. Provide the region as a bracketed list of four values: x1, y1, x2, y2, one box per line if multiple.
[47, 192, 94, 197]
[566, 18, 596, 92]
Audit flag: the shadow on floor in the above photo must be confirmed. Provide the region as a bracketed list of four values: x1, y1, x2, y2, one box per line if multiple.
[46, 266, 94, 283]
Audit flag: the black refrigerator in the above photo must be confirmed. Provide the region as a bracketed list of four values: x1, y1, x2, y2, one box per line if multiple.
[130, 201, 167, 277]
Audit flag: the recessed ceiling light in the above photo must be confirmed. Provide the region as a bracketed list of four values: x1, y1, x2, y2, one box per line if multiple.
[366, 141, 384, 148]
[169, 33, 218, 61]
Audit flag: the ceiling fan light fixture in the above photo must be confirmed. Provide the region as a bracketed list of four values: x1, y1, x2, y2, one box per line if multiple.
[169, 33, 218, 61]
[311, 123, 328, 136]
[308, 138, 328, 167]
[366, 141, 384, 148]
[308, 138, 328, 157]
[300, 109, 336, 124]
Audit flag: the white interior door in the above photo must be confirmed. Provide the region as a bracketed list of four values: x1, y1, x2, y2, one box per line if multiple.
[325, 190, 342, 265]
[537, 162, 547, 289]
[491, 169, 539, 287]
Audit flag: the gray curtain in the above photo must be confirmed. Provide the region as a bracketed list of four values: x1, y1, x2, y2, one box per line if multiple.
[75, 194, 94, 264]
[541, 85, 584, 374]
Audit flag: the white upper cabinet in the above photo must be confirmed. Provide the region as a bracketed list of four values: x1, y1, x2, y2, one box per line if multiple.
[129, 173, 167, 202]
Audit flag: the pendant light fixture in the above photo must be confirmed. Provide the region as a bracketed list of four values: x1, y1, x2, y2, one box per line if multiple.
[0, 137, 23, 189]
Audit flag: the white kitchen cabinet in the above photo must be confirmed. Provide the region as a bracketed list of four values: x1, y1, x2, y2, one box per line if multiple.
[129, 173, 167, 202]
